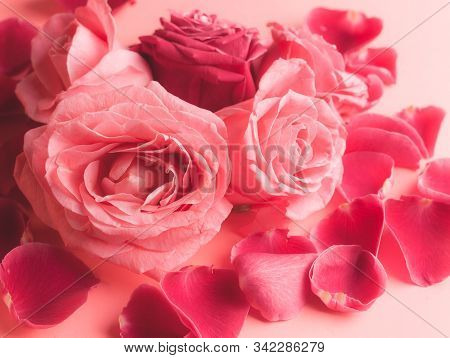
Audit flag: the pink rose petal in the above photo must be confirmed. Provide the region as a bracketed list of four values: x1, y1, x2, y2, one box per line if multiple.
[418, 158, 450, 204]
[0, 243, 99, 327]
[232, 230, 316, 321]
[231, 229, 316, 261]
[310, 245, 387, 312]
[161, 266, 249, 338]
[57, 0, 131, 11]
[397, 106, 445, 156]
[385, 196, 450, 286]
[312, 195, 384, 255]
[0, 198, 27, 259]
[119, 284, 189, 338]
[307, 7, 382, 53]
[340, 151, 394, 201]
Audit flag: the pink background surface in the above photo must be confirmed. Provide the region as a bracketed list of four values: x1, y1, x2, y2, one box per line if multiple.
[0, 0, 449, 337]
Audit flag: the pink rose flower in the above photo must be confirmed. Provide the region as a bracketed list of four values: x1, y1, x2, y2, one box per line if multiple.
[16, 0, 152, 123]
[218, 59, 346, 220]
[259, 24, 372, 117]
[134, 10, 267, 112]
[14, 83, 232, 276]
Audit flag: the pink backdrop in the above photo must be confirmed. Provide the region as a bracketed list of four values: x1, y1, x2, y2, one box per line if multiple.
[0, 0, 449, 337]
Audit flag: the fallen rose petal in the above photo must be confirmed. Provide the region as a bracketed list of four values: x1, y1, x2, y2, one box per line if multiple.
[119, 284, 189, 338]
[0, 198, 26, 259]
[307, 7, 382, 53]
[310, 245, 387, 312]
[231, 229, 316, 262]
[311, 195, 384, 255]
[161, 266, 249, 338]
[418, 158, 450, 204]
[0, 242, 99, 327]
[385, 196, 450, 286]
[340, 151, 394, 201]
[397, 106, 445, 156]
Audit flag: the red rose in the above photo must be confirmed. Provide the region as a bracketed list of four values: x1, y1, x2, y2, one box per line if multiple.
[134, 10, 267, 112]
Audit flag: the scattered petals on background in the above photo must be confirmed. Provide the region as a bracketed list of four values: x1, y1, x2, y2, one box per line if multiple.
[418, 158, 450, 204]
[339, 152, 394, 201]
[134, 10, 266, 112]
[162, 266, 249, 338]
[311, 195, 384, 255]
[307, 7, 382, 54]
[397, 106, 445, 156]
[119, 284, 189, 338]
[345, 112, 429, 169]
[310, 245, 387, 312]
[232, 230, 317, 321]
[0, 243, 99, 327]
[0, 198, 27, 259]
[57, 0, 132, 12]
[385, 196, 450, 286]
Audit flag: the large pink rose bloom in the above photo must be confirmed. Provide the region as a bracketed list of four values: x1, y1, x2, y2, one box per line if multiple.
[218, 59, 346, 220]
[134, 10, 266, 112]
[16, 0, 151, 123]
[15, 83, 232, 276]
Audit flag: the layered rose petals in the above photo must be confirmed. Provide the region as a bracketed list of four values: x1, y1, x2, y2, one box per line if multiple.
[232, 230, 317, 321]
[397, 106, 445, 156]
[0, 198, 27, 259]
[162, 266, 249, 338]
[340, 152, 394, 200]
[346, 112, 429, 169]
[119, 284, 189, 338]
[15, 84, 232, 276]
[0, 243, 98, 327]
[385, 196, 450, 286]
[16, 0, 152, 122]
[418, 158, 450, 204]
[312, 195, 384, 255]
[307, 8, 382, 53]
[310, 245, 387, 312]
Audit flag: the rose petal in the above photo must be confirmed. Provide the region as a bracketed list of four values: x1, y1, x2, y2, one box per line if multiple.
[57, 0, 130, 11]
[397, 106, 445, 156]
[231, 228, 316, 262]
[0, 198, 26, 259]
[340, 151, 394, 201]
[234, 252, 316, 321]
[119, 284, 189, 338]
[310, 245, 387, 312]
[385, 196, 450, 286]
[418, 158, 450, 204]
[312, 195, 384, 255]
[307, 7, 382, 53]
[161, 266, 249, 338]
[0, 243, 99, 327]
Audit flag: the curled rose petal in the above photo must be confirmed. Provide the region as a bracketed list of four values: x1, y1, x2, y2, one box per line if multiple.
[307, 7, 382, 53]
[0, 243, 99, 327]
[232, 230, 316, 321]
[119, 284, 189, 338]
[310, 245, 387, 312]
[346, 113, 429, 169]
[385, 196, 450, 286]
[397, 106, 445, 156]
[418, 158, 450, 204]
[0, 198, 27, 259]
[162, 266, 249, 338]
[311, 195, 384, 255]
[340, 151, 394, 201]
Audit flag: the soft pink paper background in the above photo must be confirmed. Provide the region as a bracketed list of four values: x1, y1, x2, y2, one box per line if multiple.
[0, 0, 449, 338]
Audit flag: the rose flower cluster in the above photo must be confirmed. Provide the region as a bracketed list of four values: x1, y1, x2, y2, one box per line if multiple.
[0, 1, 448, 337]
